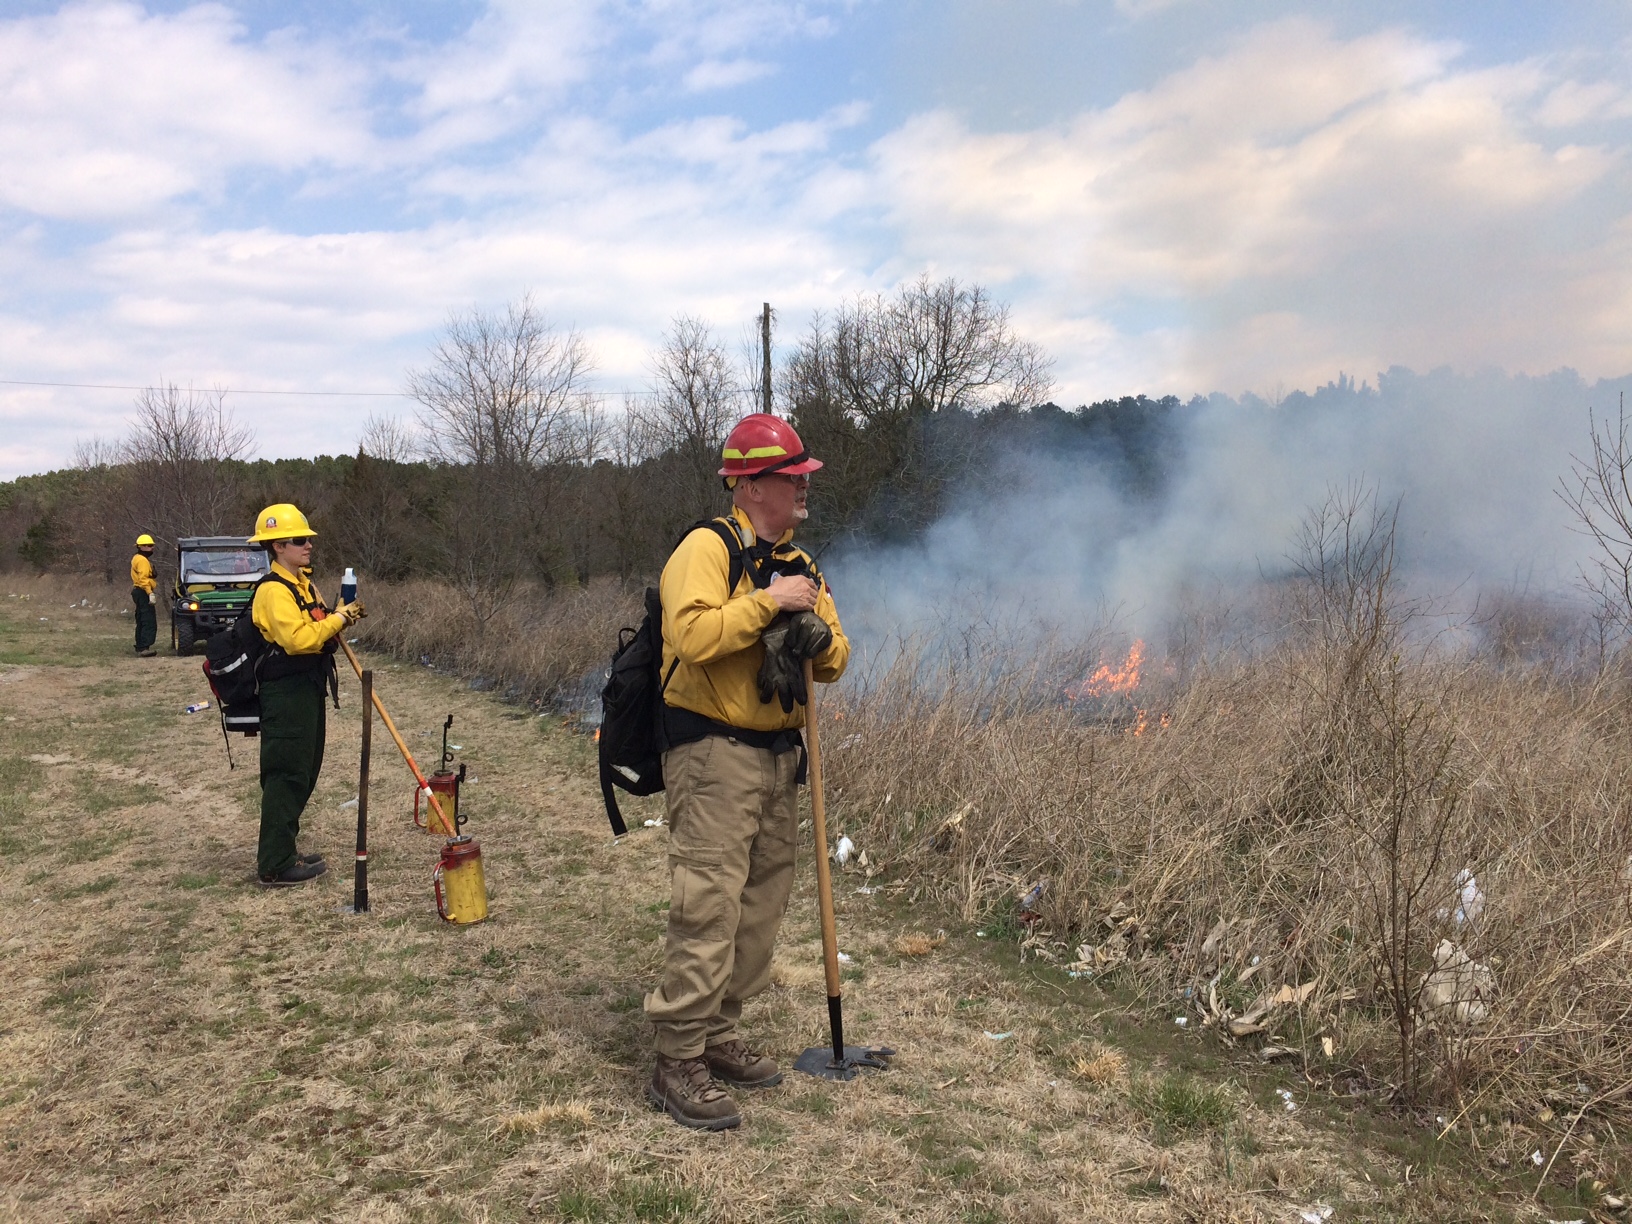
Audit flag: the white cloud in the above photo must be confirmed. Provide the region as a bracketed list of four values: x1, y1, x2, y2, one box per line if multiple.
[683, 57, 774, 91]
[869, 18, 1632, 399]
[0, 1, 372, 220]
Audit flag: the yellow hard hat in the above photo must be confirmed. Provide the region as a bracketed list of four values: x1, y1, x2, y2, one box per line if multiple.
[247, 503, 317, 543]
[135, 533, 155, 547]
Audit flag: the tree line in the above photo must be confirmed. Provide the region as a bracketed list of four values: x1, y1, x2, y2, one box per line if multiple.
[0, 277, 1182, 617]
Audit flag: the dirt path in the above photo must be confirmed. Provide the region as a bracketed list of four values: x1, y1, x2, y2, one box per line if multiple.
[0, 594, 1520, 1222]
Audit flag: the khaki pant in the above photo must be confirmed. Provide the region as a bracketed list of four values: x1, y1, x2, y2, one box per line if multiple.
[644, 735, 801, 1060]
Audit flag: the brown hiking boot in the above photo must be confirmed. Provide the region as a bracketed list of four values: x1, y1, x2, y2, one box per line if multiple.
[645, 1055, 742, 1131]
[703, 1039, 783, 1088]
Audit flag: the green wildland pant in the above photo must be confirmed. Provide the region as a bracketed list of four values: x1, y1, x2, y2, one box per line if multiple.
[258, 671, 327, 877]
[132, 587, 156, 652]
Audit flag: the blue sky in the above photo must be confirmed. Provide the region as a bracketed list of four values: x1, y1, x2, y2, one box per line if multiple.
[2, 0, 1630, 476]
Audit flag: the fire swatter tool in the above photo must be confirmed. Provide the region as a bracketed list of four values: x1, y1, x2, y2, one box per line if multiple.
[793, 658, 896, 1081]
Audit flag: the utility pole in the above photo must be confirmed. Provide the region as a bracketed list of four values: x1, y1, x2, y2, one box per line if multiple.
[761, 302, 774, 416]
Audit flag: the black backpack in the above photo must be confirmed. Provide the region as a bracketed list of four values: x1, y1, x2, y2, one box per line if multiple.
[202, 572, 333, 753]
[597, 519, 761, 836]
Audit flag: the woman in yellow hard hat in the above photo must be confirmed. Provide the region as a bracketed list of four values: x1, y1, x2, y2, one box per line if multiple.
[247, 503, 365, 887]
[131, 533, 158, 657]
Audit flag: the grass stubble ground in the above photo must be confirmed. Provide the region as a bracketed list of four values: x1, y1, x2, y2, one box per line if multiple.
[0, 582, 1599, 1223]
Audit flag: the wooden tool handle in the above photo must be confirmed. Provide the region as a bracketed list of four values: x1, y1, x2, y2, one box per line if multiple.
[804, 659, 842, 999]
[330, 615, 457, 837]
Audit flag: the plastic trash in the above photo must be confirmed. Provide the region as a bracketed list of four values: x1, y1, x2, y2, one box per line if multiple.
[834, 835, 856, 865]
[339, 797, 358, 809]
[1174, 1016, 1189, 1028]
[1276, 1088, 1297, 1112]
[183, 702, 210, 714]
[1420, 939, 1496, 1025]
[983, 1031, 1013, 1041]
[1019, 880, 1045, 910]
[642, 818, 665, 828]
[836, 952, 853, 964]
[340, 567, 357, 605]
[1298, 1208, 1333, 1223]
[1452, 868, 1484, 926]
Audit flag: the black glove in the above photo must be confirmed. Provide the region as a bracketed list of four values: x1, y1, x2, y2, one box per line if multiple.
[757, 617, 809, 713]
[784, 610, 832, 660]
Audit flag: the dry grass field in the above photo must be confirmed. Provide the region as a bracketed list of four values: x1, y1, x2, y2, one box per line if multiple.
[0, 577, 1619, 1222]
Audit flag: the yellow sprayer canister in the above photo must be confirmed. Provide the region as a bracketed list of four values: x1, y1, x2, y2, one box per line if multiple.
[415, 767, 463, 834]
[433, 835, 488, 924]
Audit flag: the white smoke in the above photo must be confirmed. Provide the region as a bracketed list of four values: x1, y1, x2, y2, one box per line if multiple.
[828, 366, 1632, 654]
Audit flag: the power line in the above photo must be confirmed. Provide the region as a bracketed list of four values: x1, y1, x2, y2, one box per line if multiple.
[0, 378, 409, 397]
[0, 378, 677, 398]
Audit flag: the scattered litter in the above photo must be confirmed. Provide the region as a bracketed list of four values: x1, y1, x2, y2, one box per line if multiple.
[339, 797, 358, 809]
[450, 744, 463, 751]
[1420, 939, 1496, 1025]
[1531, 1150, 1544, 1166]
[975, 930, 986, 938]
[183, 701, 210, 714]
[1067, 970, 1093, 980]
[347, 638, 359, 644]
[983, 1031, 1013, 1041]
[833, 835, 856, 865]
[1297, 1208, 1333, 1224]
[1276, 1088, 1297, 1112]
[420, 654, 434, 667]
[855, 886, 876, 895]
[642, 819, 665, 828]
[1019, 880, 1045, 910]
[1321, 1035, 1336, 1058]
[1452, 868, 1484, 926]
[1250, 954, 1261, 966]
[836, 952, 853, 964]
[1259, 1045, 1299, 1063]
[1174, 1016, 1188, 1028]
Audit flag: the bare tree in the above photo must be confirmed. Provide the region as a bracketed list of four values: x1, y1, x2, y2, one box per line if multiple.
[357, 413, 420, 463]
[407, 297, 600, 618]
[632, 316, 743, 523]
[783, 276, 1053, 537]
[1561, 395, 1632, 641]
[409, 296, 596, 468]
[786, 275, 1053, 429]
[69, 437, 132, 581]
[122, 384, 255, 540]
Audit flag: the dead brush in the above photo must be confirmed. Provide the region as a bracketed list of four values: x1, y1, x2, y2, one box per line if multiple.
[821, 615, 1632, 1134]
[1071, 1046, 1127, 1086]
[894, 931, 947, 957]
[360, 574, 641, 711]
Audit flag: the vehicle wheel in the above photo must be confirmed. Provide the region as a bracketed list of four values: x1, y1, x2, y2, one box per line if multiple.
[176, 617, 198, 656]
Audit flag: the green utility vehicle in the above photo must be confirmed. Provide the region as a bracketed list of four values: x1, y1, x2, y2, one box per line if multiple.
[170, 536, 270, 655]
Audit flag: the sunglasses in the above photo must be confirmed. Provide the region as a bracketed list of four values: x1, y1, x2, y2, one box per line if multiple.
[283, 537, 312, 546]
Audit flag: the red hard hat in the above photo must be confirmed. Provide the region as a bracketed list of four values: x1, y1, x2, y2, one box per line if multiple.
[718, 413, 823, 479]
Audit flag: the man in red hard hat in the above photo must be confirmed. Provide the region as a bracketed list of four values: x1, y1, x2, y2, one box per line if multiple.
[644, 413, 850, 1131]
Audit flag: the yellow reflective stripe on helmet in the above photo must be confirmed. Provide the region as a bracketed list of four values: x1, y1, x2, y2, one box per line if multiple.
[722, 445, 790, 460]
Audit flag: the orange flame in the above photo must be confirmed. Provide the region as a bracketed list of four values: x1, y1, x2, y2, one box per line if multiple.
[593, 727, 601, 742]
[1067, 640, 1145, 702]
